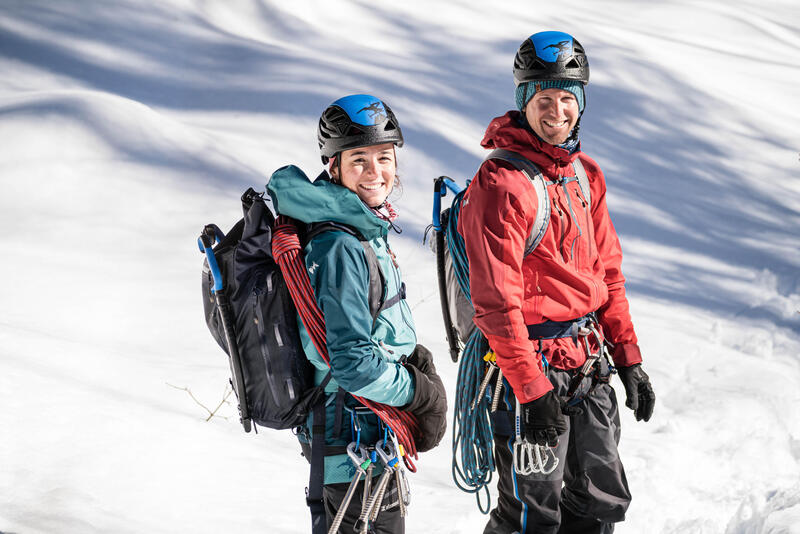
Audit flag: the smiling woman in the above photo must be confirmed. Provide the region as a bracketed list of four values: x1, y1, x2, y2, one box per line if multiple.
[266, 93, 447, 534]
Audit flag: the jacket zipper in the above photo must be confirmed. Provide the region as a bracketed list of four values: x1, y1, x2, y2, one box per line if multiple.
[560, 181, 583, 264]
[572, 186, 600, 309]
[376, 238, 416, 347]
[575, 187, 591, 240]
[552, 194, 567, 261]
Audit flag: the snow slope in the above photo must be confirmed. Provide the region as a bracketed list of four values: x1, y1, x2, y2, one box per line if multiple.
[1, 1, 799, 532]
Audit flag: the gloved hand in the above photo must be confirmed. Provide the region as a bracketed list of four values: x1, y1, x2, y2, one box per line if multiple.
[402, 345, 447, 453]
[617, 364, 655, 422]
[521, 390, 572, 447]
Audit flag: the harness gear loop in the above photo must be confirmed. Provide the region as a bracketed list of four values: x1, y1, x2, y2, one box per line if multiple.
[564, 315, 614, 404]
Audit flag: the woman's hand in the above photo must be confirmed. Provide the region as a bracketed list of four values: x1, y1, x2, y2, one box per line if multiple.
[402, 345, 448, 452]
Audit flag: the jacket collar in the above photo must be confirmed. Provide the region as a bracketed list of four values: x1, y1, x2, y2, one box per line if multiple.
[266, 165, 388, 240]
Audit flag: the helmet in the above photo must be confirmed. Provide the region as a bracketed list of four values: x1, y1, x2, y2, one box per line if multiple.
[513, 31, 589, 87]
[317, 94, 404, 164]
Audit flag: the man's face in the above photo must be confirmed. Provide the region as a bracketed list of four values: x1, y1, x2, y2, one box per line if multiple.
[524, 88, 580, 145]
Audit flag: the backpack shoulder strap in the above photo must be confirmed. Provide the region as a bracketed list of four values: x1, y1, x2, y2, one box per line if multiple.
[571, 157, 591, 208]
[306, 222, 386, 323]
[485, 148, 551, 257]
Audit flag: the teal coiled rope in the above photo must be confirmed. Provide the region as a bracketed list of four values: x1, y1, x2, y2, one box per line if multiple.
[446, 190, 497, 514]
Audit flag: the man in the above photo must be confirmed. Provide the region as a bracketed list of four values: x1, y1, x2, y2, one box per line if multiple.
[458, 31, 656, 533]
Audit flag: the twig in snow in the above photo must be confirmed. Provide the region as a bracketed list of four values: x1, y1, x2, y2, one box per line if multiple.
[167, 382, 233, 421]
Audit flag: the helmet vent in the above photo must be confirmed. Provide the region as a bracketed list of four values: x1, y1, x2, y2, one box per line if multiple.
[345, 125, 365, 136]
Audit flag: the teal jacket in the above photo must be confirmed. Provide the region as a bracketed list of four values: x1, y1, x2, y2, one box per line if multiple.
[267, 165, 417, 483]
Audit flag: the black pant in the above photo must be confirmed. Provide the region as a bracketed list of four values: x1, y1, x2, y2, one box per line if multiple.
[323, 476, 404, 534]
[484, 367, 631, 534]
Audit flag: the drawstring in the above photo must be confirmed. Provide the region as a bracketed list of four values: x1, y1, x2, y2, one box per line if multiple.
[370, 200, 403, 234]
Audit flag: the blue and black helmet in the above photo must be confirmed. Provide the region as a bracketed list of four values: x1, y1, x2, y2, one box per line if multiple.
[513, 31, 590, 87]
[317, 94, 404, 164]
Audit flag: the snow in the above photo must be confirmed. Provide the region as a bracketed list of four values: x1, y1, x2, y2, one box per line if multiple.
[1, 1, 799, 532]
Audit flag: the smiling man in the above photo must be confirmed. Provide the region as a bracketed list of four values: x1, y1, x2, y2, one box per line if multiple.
[457, 31, 656, 533]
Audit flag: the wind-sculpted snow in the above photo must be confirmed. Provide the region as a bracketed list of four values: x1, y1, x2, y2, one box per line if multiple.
[0, 1, 798, 533]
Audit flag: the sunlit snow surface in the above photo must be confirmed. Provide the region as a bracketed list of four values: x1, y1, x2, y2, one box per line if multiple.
[1, 1, 799, 533]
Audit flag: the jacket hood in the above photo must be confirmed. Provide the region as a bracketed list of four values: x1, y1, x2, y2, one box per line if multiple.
[266, 164, 388, 240]
[481, 111, 580, 174]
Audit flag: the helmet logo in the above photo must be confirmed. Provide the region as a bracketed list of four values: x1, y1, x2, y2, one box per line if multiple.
[542, 40, 571, 61]
[357, 101, 387, 124]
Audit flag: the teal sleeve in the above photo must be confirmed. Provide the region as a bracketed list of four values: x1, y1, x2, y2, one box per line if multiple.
[305, 232, 414, 406]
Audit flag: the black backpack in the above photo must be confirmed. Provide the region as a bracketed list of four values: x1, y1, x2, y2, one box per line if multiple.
[199, 188, 386, 432]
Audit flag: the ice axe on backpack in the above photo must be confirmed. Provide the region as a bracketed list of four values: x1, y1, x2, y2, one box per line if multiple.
[432, 176, 464, 363]
[198, 225, 252, 432]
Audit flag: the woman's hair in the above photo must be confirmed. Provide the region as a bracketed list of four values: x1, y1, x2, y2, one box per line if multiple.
[390, 172, 403, 200]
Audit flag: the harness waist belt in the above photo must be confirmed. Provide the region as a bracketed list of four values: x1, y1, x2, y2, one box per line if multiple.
[526, 313, 596, 340]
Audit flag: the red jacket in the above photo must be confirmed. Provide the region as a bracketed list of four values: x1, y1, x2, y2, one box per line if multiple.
[458, 111, 642, 403]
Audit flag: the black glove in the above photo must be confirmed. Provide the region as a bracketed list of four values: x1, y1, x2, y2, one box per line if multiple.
[521, 390, 570, 447]
[617, 364, 655, 422]
[406, 343, 437, 375]
[402, 345, 447, 453]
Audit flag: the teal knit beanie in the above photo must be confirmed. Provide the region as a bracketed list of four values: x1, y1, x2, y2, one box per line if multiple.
[516, 80, 585, 112]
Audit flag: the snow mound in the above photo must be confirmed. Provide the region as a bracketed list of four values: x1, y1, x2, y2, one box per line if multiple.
[726, 485, 800, 534]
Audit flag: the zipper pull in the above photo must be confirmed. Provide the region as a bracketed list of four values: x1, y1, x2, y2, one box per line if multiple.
[577, 189, 586, 208]
[552, 196, 563, 215]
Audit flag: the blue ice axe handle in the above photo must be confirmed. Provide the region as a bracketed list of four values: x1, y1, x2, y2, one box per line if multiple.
[198, 225, 225, 293]
[432, 176, 464, 231]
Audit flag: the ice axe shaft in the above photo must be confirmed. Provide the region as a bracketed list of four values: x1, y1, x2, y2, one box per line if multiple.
[198, 226, 251, 432]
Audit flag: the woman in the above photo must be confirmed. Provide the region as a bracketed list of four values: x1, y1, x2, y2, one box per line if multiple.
[267, 94, 447, 534]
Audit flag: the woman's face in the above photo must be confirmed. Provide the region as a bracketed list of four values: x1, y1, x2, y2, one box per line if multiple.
[333, 143, 396, 207]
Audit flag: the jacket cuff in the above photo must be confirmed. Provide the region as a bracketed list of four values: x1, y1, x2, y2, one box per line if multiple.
[518, 373, 554, 404]
[612, 343, 643, 368]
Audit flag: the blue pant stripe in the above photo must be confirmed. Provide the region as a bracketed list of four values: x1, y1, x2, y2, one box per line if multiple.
[502, 379, 527, 532]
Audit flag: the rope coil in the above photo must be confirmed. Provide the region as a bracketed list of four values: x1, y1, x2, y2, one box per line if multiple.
[445, 191, 497, 512]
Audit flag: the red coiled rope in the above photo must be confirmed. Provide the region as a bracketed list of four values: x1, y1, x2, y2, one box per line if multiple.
[272, 216, 420, 471]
